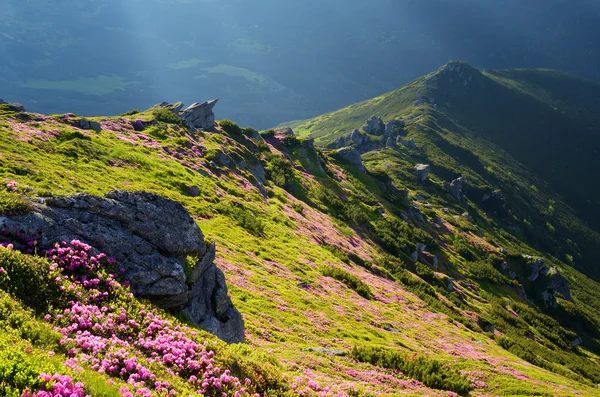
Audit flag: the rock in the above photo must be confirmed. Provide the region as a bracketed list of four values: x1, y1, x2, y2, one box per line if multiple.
[187, 186, 201, 197]
[546, 267, 572, 300]
[416, 243, 427, 253]
[75, 118, 101, 132]
[297, 282, 311, 289]
[413, 164, 431, 182]
[449, 176, 465, 202]
[304, 347, 346, 357]
[333, 147, 366, 173]
[541, 290, 556, 308]
[386, 137, 396, 148]
[398, 138, 417, 150]
[156, 101, 184, 113]
[384, 325, 400, 333]
[572, 337, 583, 348]
[363, 115, 385, 135]
[385, 119, 405, 136]
[461, 212, 473, 222]
[274, 126, 294, 136]
[477, 318, 495, 333]
[1, 101, 25, 112]
[482, 190, 504, 202]
[432, 255, 439, 268]
[525, 330, 536, 340]
[498, 247, 507, 254]
[441, 208, 450, 214]
[131, 119, 157, 131]
[415, 194, 426, 202]
[526, 257, 548, 281]
[1, 190, 244, 343]
[411, 251, 419, 262]
[181, 99, 219, 130]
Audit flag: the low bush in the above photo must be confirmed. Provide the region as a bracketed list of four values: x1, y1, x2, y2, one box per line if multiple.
[350, 346, 472, 395]
[319, 265, 373, 299]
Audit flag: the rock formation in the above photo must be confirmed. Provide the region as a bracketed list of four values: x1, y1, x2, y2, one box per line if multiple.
[385, 119, 405, 136]
[414, 164, 431, 182]
[181, 100, 219, 130]
[0, 190, 244, 343]
[363, 115, 385, 135]
[449, 176, 465, 202]
[332, 147, 366, 173]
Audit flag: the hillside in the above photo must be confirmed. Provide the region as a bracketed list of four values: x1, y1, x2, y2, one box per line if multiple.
[290, 62, 600, 280]
[1, 75, 600, 397]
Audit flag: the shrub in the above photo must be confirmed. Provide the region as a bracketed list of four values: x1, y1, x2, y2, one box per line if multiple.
[219, 119, 243, 135]
[350, 346, 472, 395]
[291, 202, 304, 214]
[120, 109, 140, 116]
[319, 266, 372, 299]
[152, 108, 183, 125]
[0, 191, 32, 216]
[265, 155, 296, 188]
[0, 247, 66, 313]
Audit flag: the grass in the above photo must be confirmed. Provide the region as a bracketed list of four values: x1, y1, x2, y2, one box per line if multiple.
[1, 71, 600, 395]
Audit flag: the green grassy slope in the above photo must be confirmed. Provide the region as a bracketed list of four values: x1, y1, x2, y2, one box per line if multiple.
[1, 90, 600, 396]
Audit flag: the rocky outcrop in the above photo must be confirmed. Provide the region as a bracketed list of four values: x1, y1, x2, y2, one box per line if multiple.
[524, 256, 572, 308]
[385, 119, 405, 136]
[0, 99, 25, 112]
[181, 99, 219, 130]
[274, 126, 295, 136]
[0, 190, 244, 343]
[332, 147, 366, 173]
[448, 176, 465, 202]
[414, 164, 431, 182]
[363, 115, 385, 135]
[398, 138, 417, 150]
[526, 257, 549, 281]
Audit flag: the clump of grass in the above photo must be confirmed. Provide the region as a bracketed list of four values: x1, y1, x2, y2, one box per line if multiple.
[319, 265, 372, 299]
[0, 191, 33, 216]
[350, 346, 472, 395]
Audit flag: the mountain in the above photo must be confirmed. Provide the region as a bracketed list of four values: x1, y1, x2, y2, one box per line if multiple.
[1, 0, 600, 128]
[2, 62, 600, 396]
[290, 62, 600, 280]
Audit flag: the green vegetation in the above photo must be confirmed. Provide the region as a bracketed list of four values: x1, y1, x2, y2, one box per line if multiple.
[319, 265, 373, 299]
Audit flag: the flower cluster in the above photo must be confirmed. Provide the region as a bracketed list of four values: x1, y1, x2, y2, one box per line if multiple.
[6, 180, 17, 191]
[21, 373, 90, 397]
[43, 240, 255, 397]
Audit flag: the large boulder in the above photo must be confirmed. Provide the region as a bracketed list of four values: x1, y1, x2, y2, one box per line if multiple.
[413, 164, 431, 182]
[180, 99, 219, 130]
[0, 190, 244, 343]
[449, 176, 465, 202]
[333, 147, 366, 173]
[363, 115, 385, 135]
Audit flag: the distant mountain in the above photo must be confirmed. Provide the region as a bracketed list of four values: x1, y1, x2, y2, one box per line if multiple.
[1, 0, 599, 128]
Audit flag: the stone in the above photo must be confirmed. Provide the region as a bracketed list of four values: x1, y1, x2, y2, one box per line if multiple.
[572, 337, 583, 348]
[416, 243, 427, 253]
[385, 119, 405, 136]
[546, 267, 572, 300]
[413, 164, 431, 182]
[449, 176, 465, 202]
[187, 186, 201, 197]
[526, 257, 548, 281]
[432, 255, 439, 268]
[2, 101, 25, 112]
[333, 147, 366, 173]
[482, 190, 504, 202]
[2, 190, 243, 343]
[383, 325, 400, 333]
[274, 126, 294, 136]
[304, 347, 346, 357]
[411, 251, 419, 262]
[386, 137, 396, 148]
[447, 278, 455, 292]
[362, 115, 385, 135]
[131, 119, 157, 131]
[75, 118, 101, 132]
[398, 138, 417, 150]
[181, 99, 219, 130]
[461, 212, 473, 222]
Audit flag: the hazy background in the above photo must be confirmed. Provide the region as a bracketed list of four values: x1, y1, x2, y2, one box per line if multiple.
[1, 0, 599, 128]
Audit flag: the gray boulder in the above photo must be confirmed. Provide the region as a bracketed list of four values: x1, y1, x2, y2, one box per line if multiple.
[526, 257, 548, 281]
[363, 115, 385, 135]
[181, 99, 219, 130]
[449, 176, 465, 202]
[386, 137, 396, 148]
[274, 126, 295, 136]
[0, 190, 244, 343]
[385, 119, 405, 136]
[414, 164, 431, 182]
[333, 147, 366, 173]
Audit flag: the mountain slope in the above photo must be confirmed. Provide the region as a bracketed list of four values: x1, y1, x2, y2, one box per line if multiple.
[1, 89, 600, 396]
[290, 62, 600, 279]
